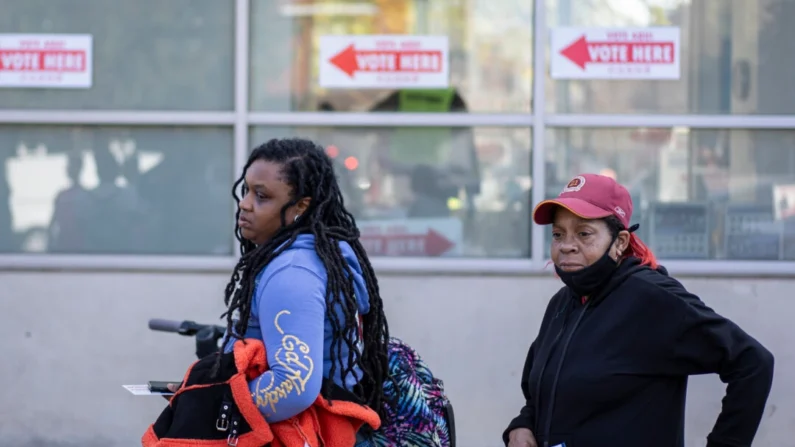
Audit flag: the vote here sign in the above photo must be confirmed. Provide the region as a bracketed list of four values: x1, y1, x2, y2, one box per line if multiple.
[319, 35, 449, 89]
[550, 27, 680, 80]
[0, 34, 93, 88]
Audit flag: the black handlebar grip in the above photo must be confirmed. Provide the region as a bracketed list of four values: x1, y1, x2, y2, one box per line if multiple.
[148, 319, 184, 333]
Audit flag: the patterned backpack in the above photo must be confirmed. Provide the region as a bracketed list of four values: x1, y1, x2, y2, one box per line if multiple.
[358, 337, 455, 447]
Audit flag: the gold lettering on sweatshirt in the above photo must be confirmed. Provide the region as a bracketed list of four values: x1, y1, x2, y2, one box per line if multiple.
[253, 310, 315, 414]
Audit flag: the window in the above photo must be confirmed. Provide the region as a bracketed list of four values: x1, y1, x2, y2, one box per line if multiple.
[249, 0, 533, 112]
[547, 0, 795, 114]
[2, 0, 792, 274]
[250, 126, 532, 257]
[0, 125, 233, 255]
[545, 127, 795, 260]
[0, 0, 234, 110]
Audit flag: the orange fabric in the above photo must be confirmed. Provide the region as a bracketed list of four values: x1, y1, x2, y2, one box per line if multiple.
[232, 338, 381, 447]
[143, 338, 379, 447]
[143, 426, 271, 447]
[270, 395, 381, 447]
[233, 339, 269, 380]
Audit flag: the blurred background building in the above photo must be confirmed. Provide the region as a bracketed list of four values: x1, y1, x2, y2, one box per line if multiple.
[1, 0, 793, 446]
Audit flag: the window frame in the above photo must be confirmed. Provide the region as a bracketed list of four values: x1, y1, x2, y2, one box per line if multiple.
[1, 0, 795, 276]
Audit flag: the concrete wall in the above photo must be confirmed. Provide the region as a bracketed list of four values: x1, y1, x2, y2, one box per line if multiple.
[1, 270, 791, 446]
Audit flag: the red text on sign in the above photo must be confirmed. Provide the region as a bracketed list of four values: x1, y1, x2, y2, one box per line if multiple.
[559, 35, 676, 70]
[359, 229, 454, 257]
[606, 31, 654, 41]
[355, 51, 441, 73]
[328, 44, 443, 77]
[0, 50, 86, 72]
[587, 43, 673, 64]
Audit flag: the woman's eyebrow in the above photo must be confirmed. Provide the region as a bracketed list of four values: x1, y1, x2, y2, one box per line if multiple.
[245, 182, 270, 193]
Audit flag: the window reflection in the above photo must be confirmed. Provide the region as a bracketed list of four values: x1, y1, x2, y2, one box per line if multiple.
[547, 0, 795, 114]
[249, 0, 533, 112]
[251, 127, 532, 258]
[0, 126, 233, 255]
[546, 128, 795, 260]
[0, 0, 233, 110]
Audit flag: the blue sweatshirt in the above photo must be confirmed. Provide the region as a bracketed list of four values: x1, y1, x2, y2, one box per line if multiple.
[225, 234, 370, 423]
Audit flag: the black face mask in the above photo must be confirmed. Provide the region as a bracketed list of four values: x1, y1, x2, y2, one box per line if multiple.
[555, 238, 619, 298]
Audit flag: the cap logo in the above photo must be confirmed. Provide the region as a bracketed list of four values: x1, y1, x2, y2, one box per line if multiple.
[562, 176, 586, 193]
[614, 206, 626, 218]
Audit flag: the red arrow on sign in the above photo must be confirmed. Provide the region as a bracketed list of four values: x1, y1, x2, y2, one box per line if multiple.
[329, 44, 443, 78]
[360, 229, 453, 257]
[560, 35, 675, 70]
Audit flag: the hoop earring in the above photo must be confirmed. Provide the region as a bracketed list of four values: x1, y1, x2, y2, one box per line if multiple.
[294, 214, 301, 223]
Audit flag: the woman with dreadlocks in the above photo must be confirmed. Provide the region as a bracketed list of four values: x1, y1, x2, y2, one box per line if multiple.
[146, 138, 456, 447]
[146, 138, 389, 447]
[221, 138, 389, 436]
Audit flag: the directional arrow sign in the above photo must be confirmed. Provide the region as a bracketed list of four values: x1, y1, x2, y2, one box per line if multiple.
[357, 218, 462, 257]
[319, 35, 449, 89]
[360, 229, 454, 257]
[0, 34, 93, 88]
[329, 44, 443, 78]
[551, 27, 680, 80]
[560, 35, 675, 69]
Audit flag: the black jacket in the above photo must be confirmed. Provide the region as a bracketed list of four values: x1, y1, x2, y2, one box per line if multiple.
[503, 257, 774, 447]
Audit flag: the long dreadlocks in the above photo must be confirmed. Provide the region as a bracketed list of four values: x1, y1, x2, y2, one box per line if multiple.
[215, 138, 390, 418]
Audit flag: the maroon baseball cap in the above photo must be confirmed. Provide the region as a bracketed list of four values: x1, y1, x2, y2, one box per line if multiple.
[533, 174, 633, 228]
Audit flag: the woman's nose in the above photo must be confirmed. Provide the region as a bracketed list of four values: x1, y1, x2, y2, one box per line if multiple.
[239, 194, 253, 212]
[558, 239, 578, 253]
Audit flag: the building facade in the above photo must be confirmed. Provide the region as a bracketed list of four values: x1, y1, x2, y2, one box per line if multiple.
[1, 0, 793, 445]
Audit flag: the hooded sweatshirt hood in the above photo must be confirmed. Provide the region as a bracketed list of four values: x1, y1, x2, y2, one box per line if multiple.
[281, 234, 371, 316]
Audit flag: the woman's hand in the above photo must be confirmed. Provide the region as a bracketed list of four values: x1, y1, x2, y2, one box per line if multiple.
[508, 428, 538, 447]
[160, 382, 182, 401]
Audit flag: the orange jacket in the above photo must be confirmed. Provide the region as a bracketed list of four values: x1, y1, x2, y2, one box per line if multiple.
[142, 339, 380, 447]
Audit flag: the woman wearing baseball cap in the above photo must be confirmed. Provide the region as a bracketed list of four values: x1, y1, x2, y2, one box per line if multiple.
[504, 174, 774, 447]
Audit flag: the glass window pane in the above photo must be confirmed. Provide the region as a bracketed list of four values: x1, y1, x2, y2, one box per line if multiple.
[547, 0, 795, 114]
[0, 0, 234, 110]
[0, 125, 233, 255]
[250, 126, 532, 258]
[249, 0, 533, 113]
[545, 127, 795, 260]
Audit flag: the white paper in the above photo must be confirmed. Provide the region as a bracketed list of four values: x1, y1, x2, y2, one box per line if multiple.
[122, 384, 174, 396]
